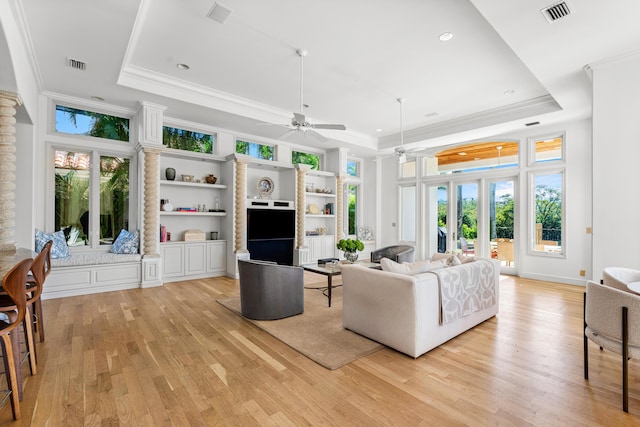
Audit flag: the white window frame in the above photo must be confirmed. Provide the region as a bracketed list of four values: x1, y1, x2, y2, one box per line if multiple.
[528, 168, 566, 258]
[528, 132, 566, 166]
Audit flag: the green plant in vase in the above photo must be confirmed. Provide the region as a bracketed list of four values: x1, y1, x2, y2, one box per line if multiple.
[336, 238, 364, 263]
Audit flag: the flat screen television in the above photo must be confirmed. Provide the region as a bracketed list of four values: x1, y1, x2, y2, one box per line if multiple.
[247, 208, 295, 240]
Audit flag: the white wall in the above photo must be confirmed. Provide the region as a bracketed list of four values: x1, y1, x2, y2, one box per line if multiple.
[591, 52, 640, 280]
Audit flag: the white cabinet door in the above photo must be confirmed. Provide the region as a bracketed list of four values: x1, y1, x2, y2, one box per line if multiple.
[207, 241, 226, 273]
[162, 244, 184, 277]
[323, 235, 335, 259]
[310, 237, 323, 261]
[184, 242, 206, 275]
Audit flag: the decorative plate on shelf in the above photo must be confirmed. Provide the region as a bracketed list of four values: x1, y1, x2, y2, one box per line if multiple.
[257, 176, 274, 199]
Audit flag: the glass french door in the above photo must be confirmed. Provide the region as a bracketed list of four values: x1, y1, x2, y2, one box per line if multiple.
[456, 183, 478, 256]
[488, 178, 516, 272]
[424, 177, 517, 273]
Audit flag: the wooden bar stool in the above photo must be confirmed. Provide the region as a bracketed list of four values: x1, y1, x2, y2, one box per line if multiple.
[27, 240, 52, 343]
[0, 257, 33, 420]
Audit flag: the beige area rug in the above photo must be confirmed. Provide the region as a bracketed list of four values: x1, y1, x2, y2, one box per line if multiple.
[217, 287, 383, 370]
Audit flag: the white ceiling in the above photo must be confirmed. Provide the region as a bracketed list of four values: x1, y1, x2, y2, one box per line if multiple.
[10, 0, 640, 156]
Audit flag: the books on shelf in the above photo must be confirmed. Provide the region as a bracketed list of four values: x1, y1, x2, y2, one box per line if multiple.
[160, 225, 167, 242]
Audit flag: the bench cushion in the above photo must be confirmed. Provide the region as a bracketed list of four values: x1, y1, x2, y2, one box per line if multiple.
[51, 253, 141, 268]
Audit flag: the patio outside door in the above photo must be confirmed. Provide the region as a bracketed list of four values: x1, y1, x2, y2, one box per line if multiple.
[488, 179, 516, 272]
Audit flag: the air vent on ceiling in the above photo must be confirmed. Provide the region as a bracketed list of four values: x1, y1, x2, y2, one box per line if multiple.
[66, 57, 86, 71]
[207, 2, 232, 24]
[541, 1, 573, 23]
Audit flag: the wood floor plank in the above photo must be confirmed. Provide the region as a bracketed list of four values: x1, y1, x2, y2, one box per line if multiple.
[4, 274, 640, 425]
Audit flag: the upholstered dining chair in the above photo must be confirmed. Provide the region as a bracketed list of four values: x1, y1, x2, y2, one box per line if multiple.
[27, 240, 52, 342]
[0, 257, 33, 420]
[584, 280, 640, 412]
[602, 266, 640, 295]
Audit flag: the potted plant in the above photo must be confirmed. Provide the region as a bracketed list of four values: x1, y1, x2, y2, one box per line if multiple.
[336, 238, 364, 263]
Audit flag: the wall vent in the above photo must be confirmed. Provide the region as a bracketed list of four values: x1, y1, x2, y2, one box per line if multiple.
[541, 1, 573, 23]
[66, 57, 86, 71]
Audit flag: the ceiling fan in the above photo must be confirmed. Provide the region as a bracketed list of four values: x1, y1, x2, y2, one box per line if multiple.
[261, 49, 346, 143]
[382, 98, 445, 163]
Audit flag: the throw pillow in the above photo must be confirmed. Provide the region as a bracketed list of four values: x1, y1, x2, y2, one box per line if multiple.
[111, 229, 140, 254]
[380, 258, 444, 275]
[430, 252, 462, 267]
[460, 255, 476, 264]
[35, 229, 70, 259]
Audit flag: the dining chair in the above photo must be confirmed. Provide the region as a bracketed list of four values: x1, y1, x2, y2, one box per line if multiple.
[0, 257, 33, 420]
[27, 240, 52, 343]
[584, 280, 640, 412]
[0, 243, 50, 384]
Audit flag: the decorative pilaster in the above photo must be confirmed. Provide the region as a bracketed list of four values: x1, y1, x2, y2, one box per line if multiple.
[234, 159, 249, 254]
[143, 148, 161, 257]
[0, 92, 22, 253]
[336, 174, 345, 241]
[295, 165, 311, 249]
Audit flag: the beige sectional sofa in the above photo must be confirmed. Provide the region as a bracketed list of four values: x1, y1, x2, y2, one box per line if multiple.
[340, 258, 500, 358]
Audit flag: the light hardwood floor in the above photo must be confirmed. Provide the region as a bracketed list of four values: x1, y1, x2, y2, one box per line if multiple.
[1, 274, 639, 426]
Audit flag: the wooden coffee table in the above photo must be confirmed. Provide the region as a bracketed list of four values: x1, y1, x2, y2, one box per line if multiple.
[302, 261, 380, 307]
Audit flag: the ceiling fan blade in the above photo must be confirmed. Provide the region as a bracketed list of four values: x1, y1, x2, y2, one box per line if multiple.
[306, 130, 328, 143]
[278, 128, 299, 140]
[311, 124, 346, 130]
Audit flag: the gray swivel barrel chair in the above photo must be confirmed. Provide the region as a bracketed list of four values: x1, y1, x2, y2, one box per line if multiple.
[370, 245, 415, 264]
[238, 259, 304, 320]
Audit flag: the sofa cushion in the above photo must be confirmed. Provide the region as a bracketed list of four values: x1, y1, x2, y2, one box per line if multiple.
[380, 258, 445, 275]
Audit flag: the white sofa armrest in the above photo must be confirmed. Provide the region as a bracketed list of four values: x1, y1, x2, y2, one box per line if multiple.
[341, 265, 439, 357]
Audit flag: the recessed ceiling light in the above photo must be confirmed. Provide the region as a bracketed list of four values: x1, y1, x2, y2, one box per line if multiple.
[177, 63, 190, 70]
[376, 129, 382, 132]
[90, 96, 104, 102]
[458, 152, 467, 156]
[439, 32, 454, 42]
[504, 89, 515, 95]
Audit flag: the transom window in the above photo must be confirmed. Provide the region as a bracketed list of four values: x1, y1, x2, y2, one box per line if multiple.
[163, 126, 215, 154]
[292, 150, 320, 170]
[236, 140, 275, 160]
[426, 141, 519, 175]
[347, 160, 359, 177]
[55, 105, 129, 142]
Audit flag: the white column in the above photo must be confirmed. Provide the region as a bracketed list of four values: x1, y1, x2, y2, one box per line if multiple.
[295, 165, 311, 249]
[143, 148, 161, 257]
[294, 165, 311, 265]
[234, 159, 249, 254]
[336, 175, 345, 241]
[137, 101, 166, 288]
[0, 92, 21, 253]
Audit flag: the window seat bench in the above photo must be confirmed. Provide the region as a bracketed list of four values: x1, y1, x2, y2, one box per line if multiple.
[43, 253, 142, 299]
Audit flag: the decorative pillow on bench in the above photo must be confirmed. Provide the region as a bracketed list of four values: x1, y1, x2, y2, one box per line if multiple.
[35, 229, 70, 259]
[380, 258, 446, 275]
[111, 229, 140, 254]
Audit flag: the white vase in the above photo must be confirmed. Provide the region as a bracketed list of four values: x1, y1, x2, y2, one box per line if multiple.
[162, 202, 173, 212]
